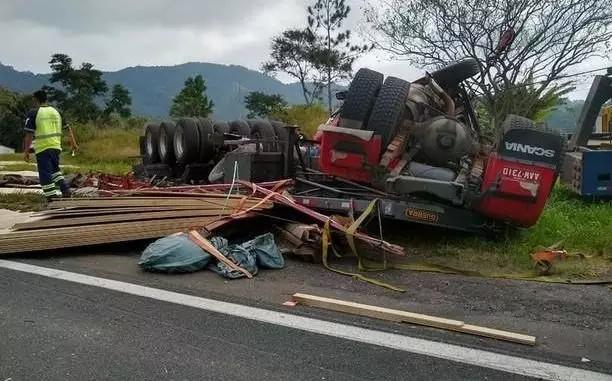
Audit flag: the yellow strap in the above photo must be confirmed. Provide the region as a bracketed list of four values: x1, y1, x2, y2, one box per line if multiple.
[345, 199, 387, 272]
[322, 219, 405, 292]
[391, 262, 612, 285]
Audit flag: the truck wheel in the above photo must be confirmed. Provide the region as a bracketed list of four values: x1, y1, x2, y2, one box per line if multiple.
[196, 118, 215, 162]
[158, 121, 176, 164]
[340, 68, 384, 129]
[367, 76, 411, 147]
[430, 58, 479, 89]
[250, 120, 277, 151]
[271, 120, 289, 154]
[174, 118, 200, 164]
[213, 120, 230, 135]
[229, 120, 250, 137]
[144, 123, 161, 163]
[501, 114, 536, 132]
[271, 120, 289, 140]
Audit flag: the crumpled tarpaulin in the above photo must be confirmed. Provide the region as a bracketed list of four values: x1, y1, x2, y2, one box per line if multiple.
[208, 233, 284, 279]
[138, 233, 210, 273]
[139, 232, 283, 278]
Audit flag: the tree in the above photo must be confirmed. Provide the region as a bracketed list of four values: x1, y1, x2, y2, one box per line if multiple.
[307, 0, 370, 113]
[170, 75, 214, 118]
[104, 84, 132, 118]
[365, 0, 612, 128]
[244, 91, 287, 118]
[263, 29, 323, 105]
[46, 53, 108, 122]
[0, 87, 31, 150]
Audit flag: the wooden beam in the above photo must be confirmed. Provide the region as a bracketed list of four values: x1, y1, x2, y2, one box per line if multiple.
[1, 217, 217, 240]
[12, 209, 257, 230]
[188, 230, 253, 279]
[0, 217, 219, 254]
[48, 197, 271, 209]
[292, 293, 536, 346]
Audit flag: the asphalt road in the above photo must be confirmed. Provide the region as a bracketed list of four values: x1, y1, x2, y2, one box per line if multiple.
[1, 248, 611, 381]
[0, 267, 529, 381]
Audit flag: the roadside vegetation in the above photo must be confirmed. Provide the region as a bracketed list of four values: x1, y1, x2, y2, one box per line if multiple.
[0, 118, 142, 175]
[387, 186, 612, 279]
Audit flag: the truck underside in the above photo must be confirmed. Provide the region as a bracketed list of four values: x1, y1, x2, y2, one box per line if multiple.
[135, 61, 568, 234]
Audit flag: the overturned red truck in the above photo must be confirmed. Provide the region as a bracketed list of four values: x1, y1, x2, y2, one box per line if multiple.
[137, 59, 564, 235]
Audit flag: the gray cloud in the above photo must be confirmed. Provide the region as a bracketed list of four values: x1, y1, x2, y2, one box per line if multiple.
[0, 0, 282, 34]
[0, 0, 453, 89]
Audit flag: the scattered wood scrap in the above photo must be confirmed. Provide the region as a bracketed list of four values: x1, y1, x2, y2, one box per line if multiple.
[0, 193, 273, 255]
[188, 230, 253, 279]
[292, 293, 536, 346]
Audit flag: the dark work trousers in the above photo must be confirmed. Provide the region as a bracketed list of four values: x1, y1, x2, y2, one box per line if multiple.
[36, 148, 69, 199]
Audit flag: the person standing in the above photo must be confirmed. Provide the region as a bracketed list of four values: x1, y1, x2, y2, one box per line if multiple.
[23, 89, 76, 200]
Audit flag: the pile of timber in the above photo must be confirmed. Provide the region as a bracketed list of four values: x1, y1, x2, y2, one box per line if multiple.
[0, 194, 272, 255]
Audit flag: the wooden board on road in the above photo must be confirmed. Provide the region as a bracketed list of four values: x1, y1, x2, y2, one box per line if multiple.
[292, 293, 536, 346]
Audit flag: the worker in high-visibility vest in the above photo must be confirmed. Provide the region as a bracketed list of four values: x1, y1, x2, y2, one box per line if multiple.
[23, 90, 77, 200]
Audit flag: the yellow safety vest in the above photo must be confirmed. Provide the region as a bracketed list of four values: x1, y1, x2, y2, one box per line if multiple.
[34, 106, 62, 154]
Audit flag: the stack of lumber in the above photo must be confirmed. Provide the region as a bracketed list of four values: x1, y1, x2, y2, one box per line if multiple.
[0, 194, 272, 255]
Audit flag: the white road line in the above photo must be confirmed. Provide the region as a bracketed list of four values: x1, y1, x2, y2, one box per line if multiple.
[0, 259, 610, 381]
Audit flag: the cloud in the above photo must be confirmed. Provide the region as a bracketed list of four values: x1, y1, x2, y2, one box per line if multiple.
[0, 0, 309, 73]
[0, 0, 424, 81]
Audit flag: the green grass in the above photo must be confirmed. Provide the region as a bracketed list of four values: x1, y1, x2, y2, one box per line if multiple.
[0, 192, 47, 212]
[0, 124, 140, 175]
[386, 186, 612, 279]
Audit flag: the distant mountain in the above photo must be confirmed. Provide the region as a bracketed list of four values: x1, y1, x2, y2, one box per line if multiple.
[544, 100, 585, 134]
[0, 62, 323, 120]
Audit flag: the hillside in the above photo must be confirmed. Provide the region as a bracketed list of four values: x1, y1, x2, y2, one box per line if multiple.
[0, 62, 310, 120]
[544, 100, 585, 134]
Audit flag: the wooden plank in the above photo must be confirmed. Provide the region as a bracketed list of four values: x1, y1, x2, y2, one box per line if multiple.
[35, 207, 192, 218]
[12, 208, 261, 230]
[48, 198, 271, 209]
[188, 230, 253, 279]
[0, 217, 218, 254]
[0, 216, 217, 240]
[292, 293, 536, 346]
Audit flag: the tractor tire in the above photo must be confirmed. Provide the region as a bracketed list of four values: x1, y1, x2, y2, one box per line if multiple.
[250, 120, 277, 152]
[271, 120, 289, 154]
[158, 121, 176, 164]
[144, 123, 161, 164]
[196, 117, 215, 162]
[270, 120, 289, 141]
[212, 120, 230, 135]
[174, 118, 200, 164]
[501, 114, 536, 132]
[430, 58, 479, 89]
[340, 68, 384, 129]
[367, 76, 411, 147]
[229, 120, 251, 137]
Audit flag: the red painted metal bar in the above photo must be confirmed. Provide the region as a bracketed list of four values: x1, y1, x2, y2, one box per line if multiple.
[238, 180, 405, 257]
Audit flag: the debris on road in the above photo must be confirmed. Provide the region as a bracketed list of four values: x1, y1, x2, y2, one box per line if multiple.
[274, 222, 322, 263]
[291, 293, 536, 346]
[0, 192, 273, 254]
[138, 230, 284, 279]
[531, 249, 568, 275]
[138, 233, 211, 273]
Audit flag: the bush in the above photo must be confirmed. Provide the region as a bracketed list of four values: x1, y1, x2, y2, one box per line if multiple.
[271, 104, 328, 138]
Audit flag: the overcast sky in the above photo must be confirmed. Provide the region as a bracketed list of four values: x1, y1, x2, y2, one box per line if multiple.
[0, 0, 606, 98]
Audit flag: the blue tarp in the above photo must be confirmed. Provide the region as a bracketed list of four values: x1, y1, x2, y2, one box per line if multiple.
[139, 232, 284, 278]
[138, 233, 210, 273]
[208, 233, 284, 279]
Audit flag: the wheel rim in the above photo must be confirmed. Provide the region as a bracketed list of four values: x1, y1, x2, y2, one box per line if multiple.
[174, 127, 184, 160]
[159, 128, 167, 160]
